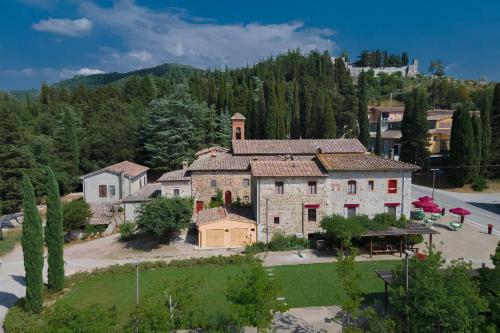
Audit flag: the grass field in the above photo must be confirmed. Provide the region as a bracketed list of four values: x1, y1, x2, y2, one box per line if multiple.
[56, 260, 400, 322]
[0, 228, 22, 256]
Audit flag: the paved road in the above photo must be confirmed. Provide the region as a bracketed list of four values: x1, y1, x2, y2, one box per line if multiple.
[412, 184, 500, 232]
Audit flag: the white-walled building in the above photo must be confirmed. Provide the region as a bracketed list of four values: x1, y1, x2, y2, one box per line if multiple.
[81, 161, 149, 203]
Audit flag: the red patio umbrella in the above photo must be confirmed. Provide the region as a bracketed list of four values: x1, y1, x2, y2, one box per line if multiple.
[418, 201, 438, 209]
[412, 200, 423, 207]
[449, 208, 471, 216]
[424, 206, 442, 213]
[449, 207, 471, 224]
[419, 196, 434, 202]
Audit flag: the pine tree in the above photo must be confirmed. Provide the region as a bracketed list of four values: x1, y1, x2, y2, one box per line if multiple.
[480, 91, 492, 176]
[449, 106, 475, 187]
[0, 98, 37, 214]
[45, 166, 64, 291]
[401, 52, 409, 66]
[21, 174, 44, 313]
[215, 109, 232, 148]
[357, 71, 370, 148]
[490, 84, 500, 177]
[375, 114, 382, 155]
[400, 88, 430, 166]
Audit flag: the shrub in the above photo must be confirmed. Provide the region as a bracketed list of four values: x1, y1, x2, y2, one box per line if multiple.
[268, 233, 290, 251]
[408, 234, 424, 246]
[84, 224, 107, 238]
[372, 213, 397, 229]
[244, 241, 267, 254]
[119, 222, 136, 241]
[3, 302, 46, 333]
[472, 177, 488, 192]
[209, 189, 224, 208]
[46, 304, 118, 332]
[320, 215, 367, 246]
[62, 199, 91, 231]
[135, 197, 192, 237]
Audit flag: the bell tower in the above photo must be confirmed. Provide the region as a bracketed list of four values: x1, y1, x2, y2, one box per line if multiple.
[231, 113, 246, 140]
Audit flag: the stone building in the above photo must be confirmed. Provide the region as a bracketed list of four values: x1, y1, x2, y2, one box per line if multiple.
[154, 113, 418, 247]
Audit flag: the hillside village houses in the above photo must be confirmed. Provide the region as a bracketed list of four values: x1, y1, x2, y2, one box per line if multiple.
[80, 113, 417, 248]
[368, 106, 480, 160]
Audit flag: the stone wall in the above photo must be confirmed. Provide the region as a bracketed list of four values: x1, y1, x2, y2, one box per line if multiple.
[254, 177, 329, 242]
[191, 171, 252, 208]
[161, 180, 192, 198]
[253, 171, 413, 241]
[327, 170, 412, 219]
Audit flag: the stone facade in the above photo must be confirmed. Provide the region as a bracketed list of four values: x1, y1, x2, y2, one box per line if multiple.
[161, 180, 192, 198]
[253, 170, 412, 241]
[191, 171, 252, 208]
[253, 176, 329, 242]
[327, 170, 412, 219]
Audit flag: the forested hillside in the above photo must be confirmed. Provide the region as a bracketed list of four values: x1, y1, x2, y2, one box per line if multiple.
[0, 50, 497, 214]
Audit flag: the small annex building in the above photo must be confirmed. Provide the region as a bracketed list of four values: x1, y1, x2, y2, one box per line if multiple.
[196, 206, 256, 248]
[81, 161, 149, 203]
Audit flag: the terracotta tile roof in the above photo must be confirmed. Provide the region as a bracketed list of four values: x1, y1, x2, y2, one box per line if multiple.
[232, 139, 367, 155]
[317, 153, 418, 171]
[196, 206, 255, 226]
[369, 107, 405, 113]
[106, 161, 149, 178]
[158, 169, 191, 182]
[122, 183, 161, 202]
[195, 146, 229, 157]
[251, 160, 326, 177]
[231, 113, 246, 120]
[82, 161, 149, 179]
[188, 154, 286, 171]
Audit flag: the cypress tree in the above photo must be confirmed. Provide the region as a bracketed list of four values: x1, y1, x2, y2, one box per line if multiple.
[375, 114, 383, 155]
[21, 174, 44, 313]
[401, 52, 409, 66]
[45, 166, 64, 291]
[400, 88, 429, 166]
[357, 71, 370, 148]
[479, 91, 492, 176]
[448, 107, 475, 187]
[471, 116, 483, 180]
[290, 80, 301, 139]
[490, 84, 500, 177]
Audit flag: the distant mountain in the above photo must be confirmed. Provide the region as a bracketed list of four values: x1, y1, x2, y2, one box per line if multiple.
[56, 63, 202, 88]
[8, 89, 39, 102]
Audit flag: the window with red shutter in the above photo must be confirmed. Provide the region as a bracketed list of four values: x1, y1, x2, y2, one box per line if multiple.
[388, 180, 397, 194]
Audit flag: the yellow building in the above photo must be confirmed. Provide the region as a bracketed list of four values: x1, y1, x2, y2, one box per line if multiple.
[427, 110, 453, 155]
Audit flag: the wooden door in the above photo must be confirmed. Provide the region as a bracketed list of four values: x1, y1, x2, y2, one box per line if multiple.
[196, 201, 204, 213]
[230, 228, 248, 246]
[206, 229, 224, 247]
[224, 191, 232, 205]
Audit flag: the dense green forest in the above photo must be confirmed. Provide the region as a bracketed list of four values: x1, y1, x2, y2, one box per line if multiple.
[0, 50, 498, 214]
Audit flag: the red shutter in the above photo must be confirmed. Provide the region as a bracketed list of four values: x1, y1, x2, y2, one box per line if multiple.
[388, 180, 397, 194]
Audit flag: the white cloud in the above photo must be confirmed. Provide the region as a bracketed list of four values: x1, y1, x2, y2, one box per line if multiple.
[59, 67, 105, 78]
[33, 17, 93, 37]
[79, 0, 336, 71]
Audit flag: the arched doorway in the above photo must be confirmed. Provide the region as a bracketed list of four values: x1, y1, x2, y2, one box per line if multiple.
[224, 191, 232, 205]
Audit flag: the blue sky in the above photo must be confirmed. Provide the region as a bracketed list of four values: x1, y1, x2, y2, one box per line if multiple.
[1, 0, 500, 90]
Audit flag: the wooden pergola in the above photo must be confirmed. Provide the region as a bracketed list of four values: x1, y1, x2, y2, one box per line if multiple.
[362, 223, 439, 258]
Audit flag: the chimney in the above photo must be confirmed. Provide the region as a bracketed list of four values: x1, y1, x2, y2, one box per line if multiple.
[182, 161, 188, 170]
[210, 147, 217, 158]
[231, 113, 246, 140]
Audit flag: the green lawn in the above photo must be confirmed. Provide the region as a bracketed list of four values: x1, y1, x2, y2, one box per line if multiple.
[0, 228, 22, 256]
[56, 260, 400, 322]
